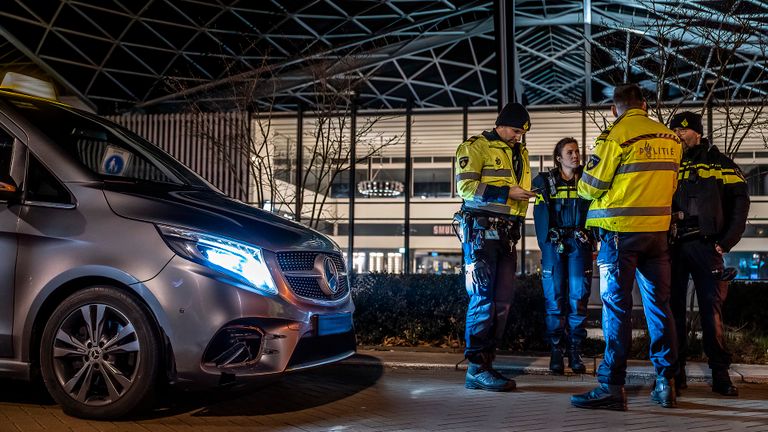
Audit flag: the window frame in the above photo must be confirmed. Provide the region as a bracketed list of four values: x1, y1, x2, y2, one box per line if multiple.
[22, 150, 76, 209]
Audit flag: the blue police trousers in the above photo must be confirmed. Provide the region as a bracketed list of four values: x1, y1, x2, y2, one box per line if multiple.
[670, 238, 732, 373]
[597, 231, 677, 386]
[463, 232, 516, 364]
[541, 238, 593, 348]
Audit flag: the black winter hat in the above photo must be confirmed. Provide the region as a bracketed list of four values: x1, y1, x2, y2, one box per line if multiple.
[669, 111, 703, 135]
[495, 102, 531, 131]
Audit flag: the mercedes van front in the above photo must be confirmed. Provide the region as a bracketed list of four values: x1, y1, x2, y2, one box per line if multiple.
[0, 74, 355, 419]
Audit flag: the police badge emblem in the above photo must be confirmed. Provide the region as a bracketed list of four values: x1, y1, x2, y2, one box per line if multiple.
[459, 156, 469, 168]
[495, 157, 501, 166]
[586, 154, 601, 170]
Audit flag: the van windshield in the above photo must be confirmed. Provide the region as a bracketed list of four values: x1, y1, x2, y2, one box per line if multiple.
[7, 95, 212, 188]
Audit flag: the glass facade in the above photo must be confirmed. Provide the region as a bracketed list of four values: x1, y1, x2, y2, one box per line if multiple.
[414, 251, 462, 274]
[725, 252, 768, 280]
[255, 111, 768, 279]
[414, 168, 452, 198]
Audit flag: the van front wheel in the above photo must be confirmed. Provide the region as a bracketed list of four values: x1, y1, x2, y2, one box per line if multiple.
[40, 286, 160, 419]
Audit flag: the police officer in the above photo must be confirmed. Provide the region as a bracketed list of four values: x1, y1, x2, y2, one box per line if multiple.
[570, 83, 681, 410]
[454, 102, 536, 391]
[668, 111, 750, 397]
[533, 137, 593, 375]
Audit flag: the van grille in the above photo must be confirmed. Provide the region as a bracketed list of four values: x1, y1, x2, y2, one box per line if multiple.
[276, 251, 348, 301]
[276, 251, 345, 272]
[284, 275, 349, 300]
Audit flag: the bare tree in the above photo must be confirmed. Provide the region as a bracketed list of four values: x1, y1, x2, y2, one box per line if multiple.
[169, 54, 402, 231]
[587, 0, 768, 157]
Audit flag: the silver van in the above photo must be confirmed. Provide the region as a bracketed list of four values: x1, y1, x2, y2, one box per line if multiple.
[0, 75, 356, 419]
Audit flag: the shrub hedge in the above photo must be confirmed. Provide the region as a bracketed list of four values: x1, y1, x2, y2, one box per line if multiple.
[351, 274, 768, 363]
[351, 272, 546, 351]
[723, 281, 768, 333]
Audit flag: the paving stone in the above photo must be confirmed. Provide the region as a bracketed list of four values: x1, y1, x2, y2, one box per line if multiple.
[1, 356, 767, 431]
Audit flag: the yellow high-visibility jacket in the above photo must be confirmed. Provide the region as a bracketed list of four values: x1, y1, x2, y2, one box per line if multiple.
[455, 130, 531, 218]
[577, 108, 682, 232]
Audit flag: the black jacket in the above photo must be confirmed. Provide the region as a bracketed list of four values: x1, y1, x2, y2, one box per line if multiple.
[672, 139, 750, 251]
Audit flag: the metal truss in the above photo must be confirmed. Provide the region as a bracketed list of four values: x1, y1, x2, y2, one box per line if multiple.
[0, 0, 767, 114]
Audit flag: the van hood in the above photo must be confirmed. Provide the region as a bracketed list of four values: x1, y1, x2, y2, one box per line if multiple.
[102, 185, 338, 253]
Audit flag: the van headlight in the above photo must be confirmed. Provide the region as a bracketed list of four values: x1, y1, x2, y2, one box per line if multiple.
[157, 225, 278, 296]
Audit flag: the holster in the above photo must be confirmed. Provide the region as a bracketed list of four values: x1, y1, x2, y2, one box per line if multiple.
[456, 210, 520, 258]
[669, 211, 685, 245]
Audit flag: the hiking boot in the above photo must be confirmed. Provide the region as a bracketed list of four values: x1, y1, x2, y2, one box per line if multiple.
[549, 347, 565, 375]
[465, 364, 516, 392]
[650, 377, 676, 408]
[712, 370, 738, 397]
[569, 345, 586, 374]
[571, 383, 627, 411]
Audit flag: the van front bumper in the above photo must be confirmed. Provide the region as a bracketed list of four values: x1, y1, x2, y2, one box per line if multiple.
[140, 255, 356, 388]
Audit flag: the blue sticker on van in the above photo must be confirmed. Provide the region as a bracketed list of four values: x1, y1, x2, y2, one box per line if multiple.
[104, 155, 124, 174]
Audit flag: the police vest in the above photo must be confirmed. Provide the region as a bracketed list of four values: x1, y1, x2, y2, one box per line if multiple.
[532, 169, 590, 246]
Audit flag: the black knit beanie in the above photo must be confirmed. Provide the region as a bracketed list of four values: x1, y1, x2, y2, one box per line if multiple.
[495, 102, 531, 131]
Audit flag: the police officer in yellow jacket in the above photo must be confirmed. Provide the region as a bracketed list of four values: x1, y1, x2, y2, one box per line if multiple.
[570, 84, 681, 410]
[455, 102, 536, 391]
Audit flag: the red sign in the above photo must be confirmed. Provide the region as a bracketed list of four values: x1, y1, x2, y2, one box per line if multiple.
[433, 225, 454, 236]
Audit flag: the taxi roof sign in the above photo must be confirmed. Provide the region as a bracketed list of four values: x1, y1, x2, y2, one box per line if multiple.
[1, 72, 57, 100]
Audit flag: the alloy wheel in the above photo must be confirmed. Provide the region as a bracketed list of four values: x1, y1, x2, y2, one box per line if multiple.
[51, 303, 141, 406]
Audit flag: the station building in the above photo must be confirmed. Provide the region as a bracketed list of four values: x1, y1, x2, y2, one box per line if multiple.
[111, 106, 768, 281]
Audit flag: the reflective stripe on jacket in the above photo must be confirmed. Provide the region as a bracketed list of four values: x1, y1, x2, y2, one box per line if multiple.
[673, 140, 750, 251]
[532, 169, 590, 247]
[577, 108, 682, 232]
[455, 130, 531, 217]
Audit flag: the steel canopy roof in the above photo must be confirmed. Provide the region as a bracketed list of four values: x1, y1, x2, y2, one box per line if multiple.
[1, 0, 766, 114]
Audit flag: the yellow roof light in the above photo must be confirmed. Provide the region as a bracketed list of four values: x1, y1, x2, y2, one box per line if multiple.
[1, 72, 58, 100]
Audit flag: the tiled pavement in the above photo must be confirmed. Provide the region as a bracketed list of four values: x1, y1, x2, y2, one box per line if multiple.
[1, 350, 767, 431]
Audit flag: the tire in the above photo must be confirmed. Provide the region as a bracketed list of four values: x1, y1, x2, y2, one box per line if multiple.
[40, 286, 160, 419]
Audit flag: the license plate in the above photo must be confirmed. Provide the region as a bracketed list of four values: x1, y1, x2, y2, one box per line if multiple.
[316, 313, 353, 336]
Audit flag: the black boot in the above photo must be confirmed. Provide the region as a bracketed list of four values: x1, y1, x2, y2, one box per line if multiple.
[568, 343, 586, 374]
[571, 383, 627, 411]
[675, 367, 688, 392]
[712, 369, 738, 397]
[465, 363, 516, 392]
[549, 346, 565, 375]
[650, 377, 676, 408]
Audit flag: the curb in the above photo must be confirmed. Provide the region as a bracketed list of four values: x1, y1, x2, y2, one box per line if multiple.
[340, 354, 768, 385]
[341, 356, 655, 382]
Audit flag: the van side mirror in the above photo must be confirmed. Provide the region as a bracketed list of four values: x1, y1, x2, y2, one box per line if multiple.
[0, 179, 20, 202]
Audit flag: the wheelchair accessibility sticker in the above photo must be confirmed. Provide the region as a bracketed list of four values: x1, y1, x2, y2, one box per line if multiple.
[100, 146, 132, 176]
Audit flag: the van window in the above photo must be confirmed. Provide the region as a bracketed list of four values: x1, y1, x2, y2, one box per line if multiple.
[26, 154, 72, 205]
[74, 132, 175, 183]
[5, 96, 210, 188]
